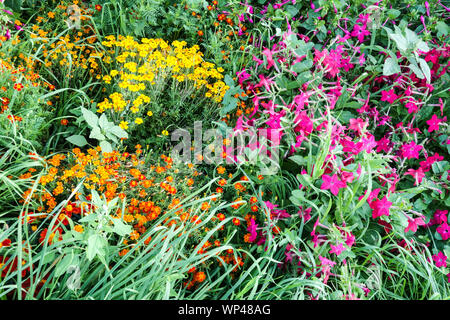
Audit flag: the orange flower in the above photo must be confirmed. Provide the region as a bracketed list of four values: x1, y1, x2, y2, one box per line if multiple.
[61, 119, 68, 125]
[232, 218, 240, 226]
[217, 166, 226, 174]
[194, 271, 206, 283]
[13, 83, 24, 91]
[201, 202, 210, 211]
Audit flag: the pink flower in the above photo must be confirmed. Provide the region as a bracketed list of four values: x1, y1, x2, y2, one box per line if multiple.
[247, 218, 258, 242]
[345, 232, 355, 247]
[262, 45, 279, 71]
[404, 216, 426, 233]
[401, 141, 423, 159]
[349, 118, 367, 135]
[426, 114, 446, 132]
[405, 99, 419, 114]
[433, 210, 448, 225]
[370, 196, 392, 219]
[436, 223, 449, 241]
[432, 251, 447, 268]
[376, 136, 392, 153]
[321, 174, 347, 196]
[329, 243, 346, 256]
[351, 24, 371, 42]
[319, 256, 336, 267]
[404, 167, 425, 185]
[381, 89, 399, 104]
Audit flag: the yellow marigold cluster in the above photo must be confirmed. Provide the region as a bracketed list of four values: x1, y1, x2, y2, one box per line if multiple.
[97, 35, 229, 129]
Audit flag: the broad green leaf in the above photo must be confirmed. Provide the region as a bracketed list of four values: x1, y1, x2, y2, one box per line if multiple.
[66, 135, 88, 147]
[99, 140, 113, 153]
[89, 126, 105, 140]
[383, 57, 401, 76]
[409, 63, 424, 79]
[109, 126, 128, 139]
[86, 234, 105, 261]
[436, 21, 449, 37]
[98, 114, 109, 129]
[81, 107, 98, 128]
[389, 33, 407, 52]
[419, 58, 431, 83]
[112, 217, 132, 237]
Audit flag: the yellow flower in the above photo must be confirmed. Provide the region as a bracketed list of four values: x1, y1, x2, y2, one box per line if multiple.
[119, 121, 129, 130]
[162, 130, 169, 136]
[74, 225, 84, 233]
[147, 111, 153, 117]
[135, 117, 143, 125]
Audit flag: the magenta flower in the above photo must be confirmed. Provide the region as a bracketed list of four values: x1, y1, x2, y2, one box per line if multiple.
[345, 232, 356, 247]
[404, 216, 426, 233]
[405, 99, 419, 114]
[401, 141, 423, 159]
[262, 45, 279, 71]
[426, 114, 446, 132]
[329, 243, 346, 256]
[404, 167, 425, 185]
[349, 118, 367, 135]
[436, 223, 449, 241]
[247, 218, 258, 242]
[376, 136, 392, 153]
[321, 174, 347, 196]
[351, 24, 371, 42]
[433, 210, 448, 225]
[370, 196, 392, 219]
[432, 251, 447, 268]
[381, 89, 399, 104]
[319, 256, 336, 267]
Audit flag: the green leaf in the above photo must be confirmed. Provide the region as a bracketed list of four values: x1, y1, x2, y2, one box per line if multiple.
[389, 33, 407, 52]
[99, 140, 113, 153]
[55, 252, 79, 277]
[81, 107, 99, 128]
[109, 126, 128, 139]
[66, 135, 88, 147]
[436, 21, 449, 37]
[86, 234, 105, 261]
[383, 57, 400, 76]
[409, 63, 424, 79]
[89, 126, 105, 141]
[112, 217, 132, 237]
[419, 58, 431, 83]
[98, 114, 109, 129]
[387, 9, 401, 19]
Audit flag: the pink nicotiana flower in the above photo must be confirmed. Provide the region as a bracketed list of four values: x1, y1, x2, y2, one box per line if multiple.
[351, 24, 371, 42]
[404, 167, 425, 185]
[436, 223, 449, 241]
[321, 174, 347, 196]
[433, 210, 448, 225]
[370, 196, 392, 219]
[329, 243, 346, 256]
[401, 141, 423, 159]
[404, 216, 426, 233]
[349, 118, 368, 135]
[426, 114, 446, 132]
[247, 218, 258, 242]
[376, 136, 392, 153]
[405, 98, 419, 114]
[381, 88, 399, 104]
[432, 251, 448, 268]
[345, 232, 356, 247]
